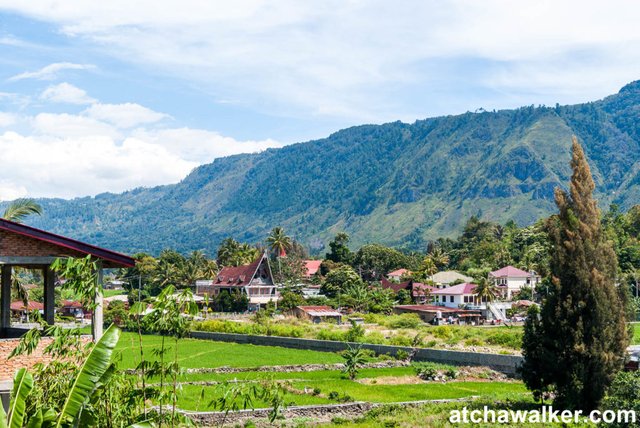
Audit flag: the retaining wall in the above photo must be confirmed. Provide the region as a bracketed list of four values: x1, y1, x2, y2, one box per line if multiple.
[189, 331, 523, 374]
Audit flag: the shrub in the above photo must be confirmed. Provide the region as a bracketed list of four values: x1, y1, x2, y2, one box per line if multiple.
[445, 368, 458, 379]
[395, 350, 409, 360]
[486, 331, 521, 349]
[415, 365, 437, 380]
[328, 391, 340, 400]
[363, 331, 385, 344]
[345, 321, 365, 342]
[388, 334, 412, 347]
[385, 313, 422, 329]
[312, 387, 321, 396]
[602, 371, 640, 428]
[432, 326, 454, 339]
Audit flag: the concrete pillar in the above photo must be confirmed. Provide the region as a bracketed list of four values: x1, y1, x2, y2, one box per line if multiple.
[92, 266, 104, 341]
[1, 265, 11, 331]
[43, 267, 55, 325]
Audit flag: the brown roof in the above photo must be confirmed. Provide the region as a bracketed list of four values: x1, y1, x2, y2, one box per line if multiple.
[60, 300, 83, 308]
[215, 255, 264, 287]
[0, 218, 135, 268]
[10, 301, 44, 311]
[380, 277, 411, 293]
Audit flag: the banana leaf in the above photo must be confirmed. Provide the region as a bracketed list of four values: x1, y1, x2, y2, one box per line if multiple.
[8, 368, 33, 428]
[55, 324, 120, 427]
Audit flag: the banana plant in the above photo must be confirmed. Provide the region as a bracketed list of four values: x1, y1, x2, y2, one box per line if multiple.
[0, 324, 121, 428]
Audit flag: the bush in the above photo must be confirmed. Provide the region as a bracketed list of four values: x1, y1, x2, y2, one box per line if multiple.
[445, 368, 458, 379]
[415, 364, 438, 380]
[602, 371, 640, 428]
[384, 313, 422, 329]
[345, 321, 365, 342]
[432, 326, 454, 339]
[312, 387, 321, 396]
[328, 391, 340, 400]
[395, 350, 409, 360]
[486, 331, 521, 349]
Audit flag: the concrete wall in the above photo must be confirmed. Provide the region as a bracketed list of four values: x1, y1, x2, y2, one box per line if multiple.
[190, 331, 523, 374]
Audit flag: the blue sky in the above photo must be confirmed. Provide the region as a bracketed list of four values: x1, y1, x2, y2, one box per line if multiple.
[0, 1, 639, 200]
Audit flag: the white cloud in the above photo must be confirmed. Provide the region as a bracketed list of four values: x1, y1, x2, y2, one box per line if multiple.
[0, 107, 281, 199]
[1, 1, 639, 119]
[84, 103, 168, 128]
[40, 82, 96, 105]
[8, 62, 95, 82]
[0, 113, 16, 127]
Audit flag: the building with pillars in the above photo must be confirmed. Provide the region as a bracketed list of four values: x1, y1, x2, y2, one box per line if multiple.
[0, 218, 135, 340]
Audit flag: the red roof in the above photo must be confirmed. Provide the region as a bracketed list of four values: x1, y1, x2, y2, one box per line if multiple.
[411, 282, 435, 297]
[10, 301, 44, 311]
[215, 254, 267, 287]
[490, 266, 531, 277]
[394, 304, 458, 313]
[303, 260, 322, 277]
[381, 277, 411, 293]
[60, 300, 83, 308]
[0, 218, 135, 268]
[430, 283, 477, 295]
[387, 268, 409, 277]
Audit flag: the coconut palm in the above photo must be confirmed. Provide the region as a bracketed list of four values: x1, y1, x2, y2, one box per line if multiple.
[2, 198, 42, 223]
[427, 247, 450, 270]
[266, 227, 292, 277]
[474, 277, 500, 304]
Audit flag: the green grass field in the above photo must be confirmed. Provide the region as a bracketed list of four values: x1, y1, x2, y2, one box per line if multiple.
[116, 333, 529, 415]
[115, 332, 344, 369]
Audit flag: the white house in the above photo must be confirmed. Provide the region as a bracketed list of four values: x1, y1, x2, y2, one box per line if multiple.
[430, 271, 473, 289]
[387, 268, 410, 282]
[430, 283, 478, 309]
[488, 266, 540, 300]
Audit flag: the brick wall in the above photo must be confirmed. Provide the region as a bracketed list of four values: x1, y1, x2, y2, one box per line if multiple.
[0, 337, 56, 381]
[0, 230, 86, 258]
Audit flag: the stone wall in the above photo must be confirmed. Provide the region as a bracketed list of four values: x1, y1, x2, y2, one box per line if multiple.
[189, 331, 523, 374]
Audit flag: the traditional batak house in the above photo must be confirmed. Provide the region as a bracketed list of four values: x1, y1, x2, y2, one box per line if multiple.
[195, 252, 278, 311]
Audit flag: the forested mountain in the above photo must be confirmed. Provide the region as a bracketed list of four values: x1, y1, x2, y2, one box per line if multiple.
[16, 81, 640, 255]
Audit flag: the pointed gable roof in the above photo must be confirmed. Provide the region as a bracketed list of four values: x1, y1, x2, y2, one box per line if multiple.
[489, 266, 531, 278]
[214, 252, 271, 287]
[303, 260, 322, 278]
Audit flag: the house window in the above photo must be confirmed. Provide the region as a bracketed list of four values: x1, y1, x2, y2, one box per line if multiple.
[450, 296, 454, 303]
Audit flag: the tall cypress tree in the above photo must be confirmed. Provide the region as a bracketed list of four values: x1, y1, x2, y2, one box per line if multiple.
[521, 136, 629, 411]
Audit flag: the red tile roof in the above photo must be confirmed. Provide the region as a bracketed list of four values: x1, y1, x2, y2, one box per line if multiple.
[10, 301, 44, 311]
[430, 283, 477, 295]
[387, 268, 409, 277]
[380, 277, 411, 293]
[215, 254, 270, 287]
[489, 266, 531, 277]
[60, 300, 83, 308]
[303, 260, 322, 277]
[411, 282, 435, 297]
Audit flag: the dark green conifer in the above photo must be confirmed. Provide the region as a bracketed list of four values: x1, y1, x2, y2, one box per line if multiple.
[521, 137, 629, 411]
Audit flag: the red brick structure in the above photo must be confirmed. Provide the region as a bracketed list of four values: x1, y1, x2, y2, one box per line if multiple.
[0, 218, 135, 340]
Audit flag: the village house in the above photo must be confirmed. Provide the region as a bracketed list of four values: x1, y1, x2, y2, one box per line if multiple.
[430, 282, 479, 308]
[429, 270, 473, 289]
[380, 278, 435, 304]
[303, 260, 322, 280]
[393, 304, 482, 324]
[488, 266, 540, 300]
[294, 305, 342, 324]
[386, 268, 410, 282]
[195, 252, 278, 311]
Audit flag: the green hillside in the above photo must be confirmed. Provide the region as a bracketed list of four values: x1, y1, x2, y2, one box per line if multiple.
[19, 81, 640, 255]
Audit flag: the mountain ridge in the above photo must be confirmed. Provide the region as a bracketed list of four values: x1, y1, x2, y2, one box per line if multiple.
[14, 81, 640, 256]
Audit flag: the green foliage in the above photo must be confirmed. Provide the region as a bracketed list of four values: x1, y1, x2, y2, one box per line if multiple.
[325, 233, 353, 264]
[321, 265, 363, 299]
[345, 320, 365, 343]
[2, 198, 42, 223]
[341, 345, 367, 380]
[602, 370, 640, 428]
[352, 244, 408, 281]
[214, 289, 249, 312]
[278, 290, 305, 312]
[217, 238, 259, 267]
[521, 138, 630, 412]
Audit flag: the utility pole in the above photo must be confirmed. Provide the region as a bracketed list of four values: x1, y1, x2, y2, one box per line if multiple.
[138, 274, 142, 302]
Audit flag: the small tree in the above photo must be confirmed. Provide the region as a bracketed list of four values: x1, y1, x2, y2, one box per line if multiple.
[341, 345, 367, 380]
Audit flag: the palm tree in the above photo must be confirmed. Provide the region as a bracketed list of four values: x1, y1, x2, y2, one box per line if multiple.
[2, 198, 42, 223]
[474, 277, 500, 304]
[427, 247, 450, 270]
[266, 227, 292, 276]
[2, 199, 43, 303]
